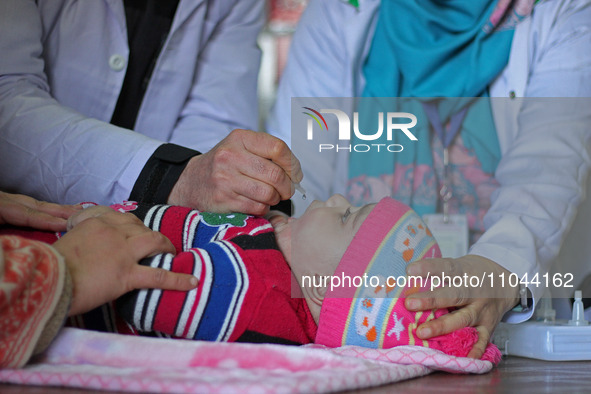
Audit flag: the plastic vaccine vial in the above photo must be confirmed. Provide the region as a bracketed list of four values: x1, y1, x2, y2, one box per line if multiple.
[535, 295, 556, 323]
[568, 290, 589, 326]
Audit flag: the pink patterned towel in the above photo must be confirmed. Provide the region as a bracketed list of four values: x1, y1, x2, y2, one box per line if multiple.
[0, 328, 495, 393]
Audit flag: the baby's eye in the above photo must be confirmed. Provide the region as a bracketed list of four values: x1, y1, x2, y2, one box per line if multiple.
[342, 207, 352, 223]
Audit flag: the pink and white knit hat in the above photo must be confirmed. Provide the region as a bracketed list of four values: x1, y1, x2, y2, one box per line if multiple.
[315, 197, 501, 362]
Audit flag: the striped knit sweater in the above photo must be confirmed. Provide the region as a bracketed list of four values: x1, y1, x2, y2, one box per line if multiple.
[4, 203, 317, 345]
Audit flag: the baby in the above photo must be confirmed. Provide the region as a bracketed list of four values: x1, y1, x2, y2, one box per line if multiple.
[6, 196, 499, 360]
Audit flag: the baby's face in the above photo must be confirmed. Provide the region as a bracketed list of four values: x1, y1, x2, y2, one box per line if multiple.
[287, 194, 375, 278]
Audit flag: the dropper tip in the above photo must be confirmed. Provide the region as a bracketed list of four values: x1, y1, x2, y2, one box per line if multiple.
[293, 183, 307, 200]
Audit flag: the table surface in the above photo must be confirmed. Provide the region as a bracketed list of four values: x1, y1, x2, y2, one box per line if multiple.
[1, 356, 591, 393]
[357, 356, 591, 393]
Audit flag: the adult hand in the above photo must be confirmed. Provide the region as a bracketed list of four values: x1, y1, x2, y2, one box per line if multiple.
[404, 255, 520, 359]
[54, 206, 197, 316]
[168, 129, 303, 215]
[0, 191, 81, 232]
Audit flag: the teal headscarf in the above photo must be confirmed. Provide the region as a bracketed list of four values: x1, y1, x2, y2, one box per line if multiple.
[349, 0, 526, 215]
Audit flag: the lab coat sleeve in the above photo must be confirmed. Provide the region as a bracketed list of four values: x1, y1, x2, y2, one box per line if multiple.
[469, 0, 591, 322]
[0, 0, 162, 205]
[168, 0, 264, 153]
[266, 0, 369, 211]
[267, 0, 354, 144]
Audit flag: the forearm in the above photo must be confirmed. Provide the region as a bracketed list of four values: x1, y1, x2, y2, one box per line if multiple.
[470, 99, 591, 320]
[130, 144, 200, 205]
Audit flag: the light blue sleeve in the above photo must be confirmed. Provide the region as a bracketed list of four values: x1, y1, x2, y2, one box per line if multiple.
[266, 0, 379, 213]
[0, 0, 161, 205]
[169, 0, 265, 153]
[267, 0, 356, 143]
[471, 0, 591, 324]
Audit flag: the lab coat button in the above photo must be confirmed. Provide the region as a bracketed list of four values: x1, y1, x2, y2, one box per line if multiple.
[109, 54, 127, 71]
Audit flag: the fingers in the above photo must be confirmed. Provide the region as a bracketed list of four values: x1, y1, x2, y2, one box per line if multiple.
[406, 257, 458, 277]
[410, 295, 497, 360]
[0, 191, 80, 218]
[405, 255, 519, 359]
[0, 191, 82, 231]
[2, 206, 69, 232]
[129, 230, 176, 258]
[415, 306, 476, 339]
[68, 205, 147, 229]
[168, 130, 300, 213]
[26, 198, 82, 219]
[131, 265, 198, 292]
[238, 152, 292, 201]
[234, 174, 283, 207]
[230, 194, 270, 216]
[212, 135, 293, 202]
[417, 310, 490, 359]
[407, 255, 521, 301]
[405, 283, 470, 311]
[67, 206, 115, 230]
[69, 206, 174, 256]
[238, 129, 303, 184]
[467, 326, 490, 359]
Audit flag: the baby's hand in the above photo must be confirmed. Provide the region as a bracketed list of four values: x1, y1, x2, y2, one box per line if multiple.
[266, 210, 291, 233]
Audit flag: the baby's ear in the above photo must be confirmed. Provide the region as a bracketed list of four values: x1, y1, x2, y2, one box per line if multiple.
[308, 275, 328, 307]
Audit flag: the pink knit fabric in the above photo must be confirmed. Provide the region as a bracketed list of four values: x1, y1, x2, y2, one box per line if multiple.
[0, 328, 498, 392]
[315, 197, 501, 363]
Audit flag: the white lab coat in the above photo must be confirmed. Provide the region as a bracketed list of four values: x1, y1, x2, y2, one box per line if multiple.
[267, 0, 591, 321]
[0, 0, 263, 204]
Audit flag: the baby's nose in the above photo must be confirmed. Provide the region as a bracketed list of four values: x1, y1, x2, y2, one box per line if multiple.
[326, 194, 348, 207]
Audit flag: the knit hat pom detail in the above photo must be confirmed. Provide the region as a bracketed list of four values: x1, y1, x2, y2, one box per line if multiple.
[431, 327, 501, 363]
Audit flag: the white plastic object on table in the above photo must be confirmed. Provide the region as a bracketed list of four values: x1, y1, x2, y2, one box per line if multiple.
[492, 289, 591, 361]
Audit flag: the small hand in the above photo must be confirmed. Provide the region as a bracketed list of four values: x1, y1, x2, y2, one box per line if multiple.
[404, 255, 520, 359]
[168, 129, 303, 215]
[0, 191, 81, 232]
[55, 206, 197, 316]
[265, 210, 289, 224]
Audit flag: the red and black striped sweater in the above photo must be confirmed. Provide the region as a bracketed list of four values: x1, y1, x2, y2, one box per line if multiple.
[4, 203, 317, 345]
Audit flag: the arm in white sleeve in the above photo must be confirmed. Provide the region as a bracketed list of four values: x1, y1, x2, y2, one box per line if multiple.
[0, 0, 162, 205]
[470, 0, 591, 322]
[168, 0, 264, 153]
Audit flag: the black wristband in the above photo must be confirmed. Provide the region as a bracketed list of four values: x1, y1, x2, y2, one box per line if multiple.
[270, 199, 293, 216]
[130, 143, 200, 204]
